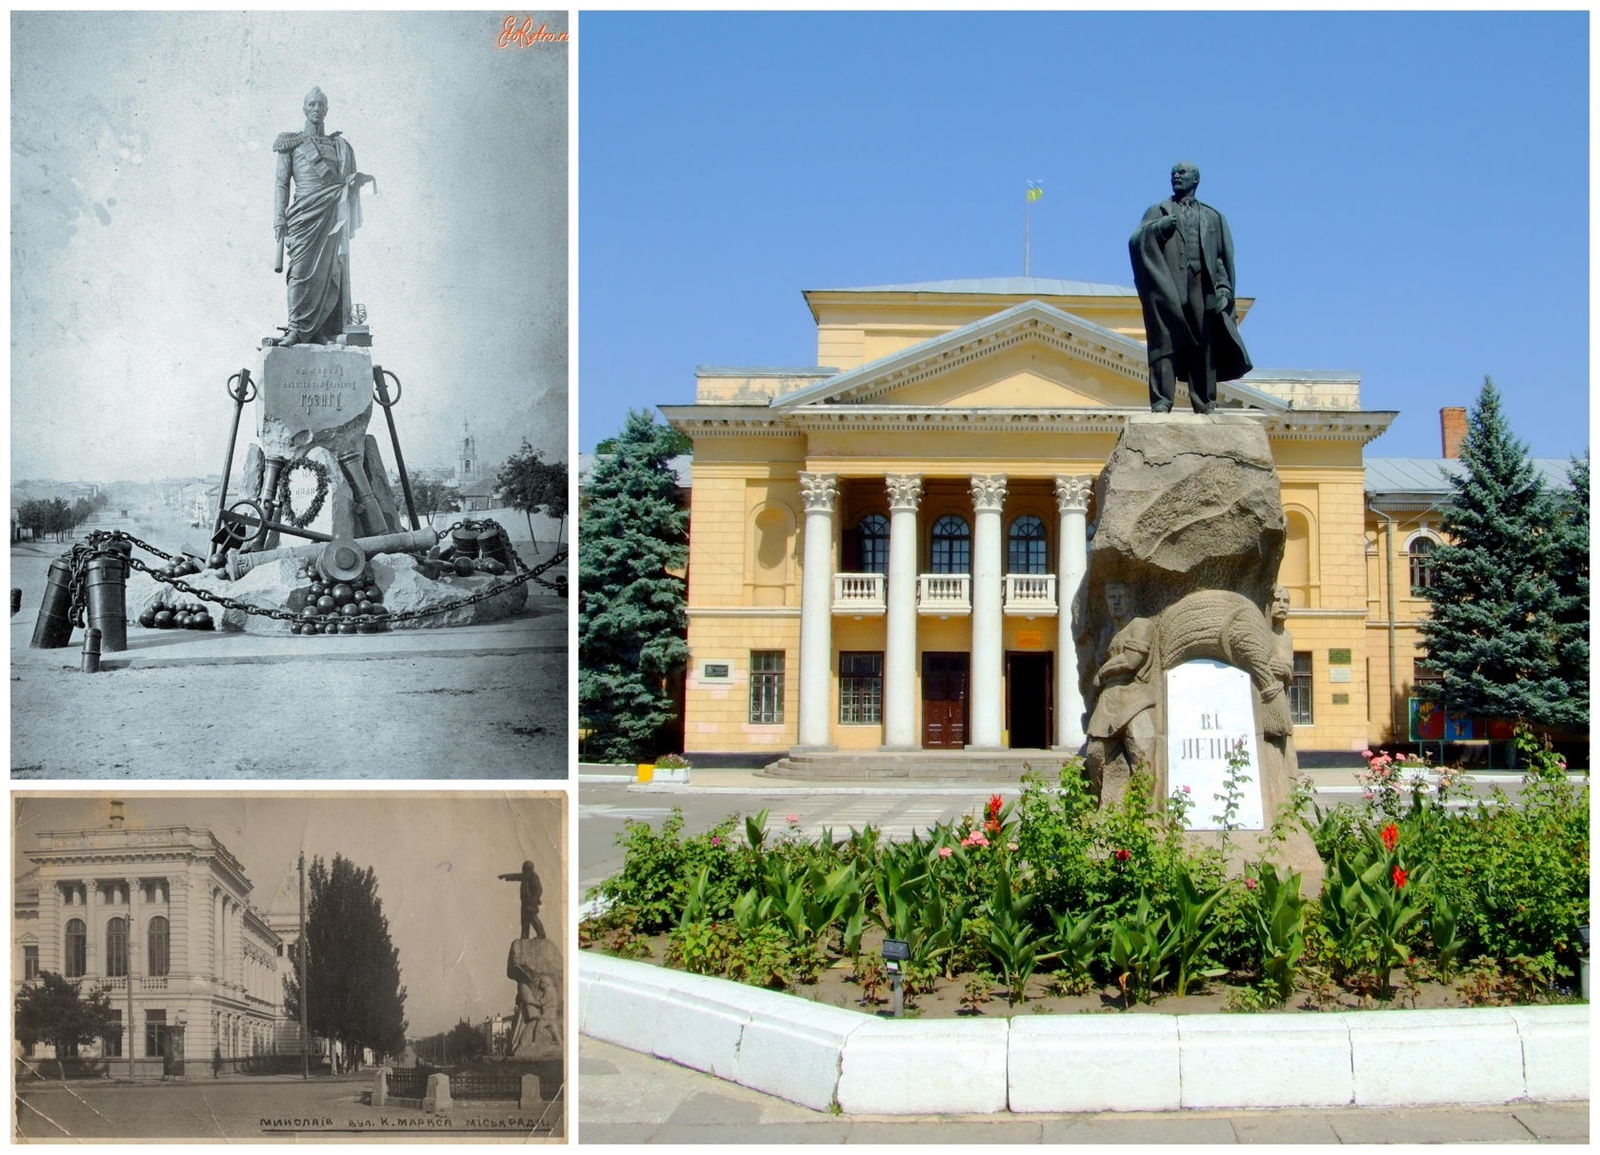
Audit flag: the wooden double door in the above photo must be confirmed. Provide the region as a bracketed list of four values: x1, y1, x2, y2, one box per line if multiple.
[919, 651, 1053, 749]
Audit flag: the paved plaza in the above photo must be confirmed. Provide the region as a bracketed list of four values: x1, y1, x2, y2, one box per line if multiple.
[14, 1072, 564, 1141]
[579, 1036, 1587, 1144]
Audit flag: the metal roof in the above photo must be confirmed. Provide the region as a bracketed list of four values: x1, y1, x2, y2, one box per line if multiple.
[808, 276, 1138, 297]
[1366, 456, 1575, 496]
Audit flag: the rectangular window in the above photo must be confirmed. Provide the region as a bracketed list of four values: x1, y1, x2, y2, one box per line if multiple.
[1412, 658, 1442, 686]
[1290, 652, 1314, 726]
[145, 1010, 167, 1058]
[839, 652, 884, 724]
[23, 945, 39, 981]
[104, 1011, 122, 1059]
[749, 651, 785, 724]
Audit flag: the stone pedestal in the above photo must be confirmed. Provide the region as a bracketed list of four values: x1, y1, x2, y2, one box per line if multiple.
[1079, 414, 1315, 875]
[505, 937, 562, 1062]
[421, 1071, 452, 1114]
[233, 344, 401, 540]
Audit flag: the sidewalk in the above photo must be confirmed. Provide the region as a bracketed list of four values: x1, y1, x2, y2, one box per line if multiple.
[579, 1037, 1588, 1144]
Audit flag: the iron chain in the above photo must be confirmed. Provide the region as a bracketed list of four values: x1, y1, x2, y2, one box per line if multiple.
[82, 526, 566, 629]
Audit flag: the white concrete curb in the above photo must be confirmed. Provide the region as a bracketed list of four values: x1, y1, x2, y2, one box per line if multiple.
[580, 954, 1589, 1114]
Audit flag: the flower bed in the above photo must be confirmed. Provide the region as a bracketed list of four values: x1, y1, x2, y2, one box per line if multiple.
[581, 730, 1588, 1016]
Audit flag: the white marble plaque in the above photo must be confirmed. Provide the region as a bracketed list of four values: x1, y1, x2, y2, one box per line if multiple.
[1165, 659, 1265, 831]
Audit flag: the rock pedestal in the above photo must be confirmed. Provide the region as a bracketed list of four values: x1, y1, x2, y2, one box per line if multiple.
[1077, 413, 1317, 878]
[505, 937, 562, 1062]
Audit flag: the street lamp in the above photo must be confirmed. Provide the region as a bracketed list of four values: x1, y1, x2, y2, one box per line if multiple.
[882, 938, 911, 1019]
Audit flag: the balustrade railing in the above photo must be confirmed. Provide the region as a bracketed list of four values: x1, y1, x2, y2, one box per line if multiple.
[1004, 573, 1058, 616]
[831, 572, 886, 614]
[917, 574, 971, 615]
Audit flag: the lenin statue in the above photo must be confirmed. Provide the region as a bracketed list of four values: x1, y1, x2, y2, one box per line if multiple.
[1129, 162, 1252, 414]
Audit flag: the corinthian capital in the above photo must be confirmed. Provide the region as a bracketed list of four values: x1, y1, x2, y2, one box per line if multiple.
[885, 473, 923, 511]
[1054, 475, 1094, 514]
[970, 474, 1008, 512]
[798, 472, 838, 513]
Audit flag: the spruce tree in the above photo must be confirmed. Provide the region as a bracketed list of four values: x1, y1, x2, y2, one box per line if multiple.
[1550, 453, 1589, 727]
[1418, 378, 1569, 725]
[579, 410, 689, 762]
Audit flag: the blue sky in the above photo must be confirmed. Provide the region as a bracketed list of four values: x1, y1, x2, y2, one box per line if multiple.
[580, 11, 1589, 463]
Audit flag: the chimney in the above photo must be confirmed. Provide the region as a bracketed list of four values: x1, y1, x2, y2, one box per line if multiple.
[1440, 407, 1467, 459]
[108, 800, 125, 829]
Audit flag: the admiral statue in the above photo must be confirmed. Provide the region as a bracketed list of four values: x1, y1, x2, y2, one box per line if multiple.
[268, 87, 375, 346]
[1128, 162, 1251, 414]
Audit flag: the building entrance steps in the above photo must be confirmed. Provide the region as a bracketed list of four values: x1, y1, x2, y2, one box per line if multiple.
[762, 748, 1072, 781]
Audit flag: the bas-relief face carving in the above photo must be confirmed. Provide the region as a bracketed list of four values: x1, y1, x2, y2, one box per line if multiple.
[1271, 585, 1291, 624]
[1105, 581, 1134, 625]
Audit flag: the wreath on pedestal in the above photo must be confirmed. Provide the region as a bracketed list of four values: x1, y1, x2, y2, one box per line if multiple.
[249, 455, 331, 529]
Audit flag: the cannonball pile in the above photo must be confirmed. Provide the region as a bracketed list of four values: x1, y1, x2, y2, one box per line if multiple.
[291, 559, 390, 635]
[138, 599, 215, 631]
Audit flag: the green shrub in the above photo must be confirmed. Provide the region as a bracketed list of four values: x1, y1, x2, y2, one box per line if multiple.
[593, 808, 752, 933]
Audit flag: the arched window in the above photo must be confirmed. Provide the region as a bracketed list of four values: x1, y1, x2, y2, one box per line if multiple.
[857, 514, 889, 575]
[930, 515, 970, 574]
[147, 916, 170, 977]
[1008, 515, 1047, 574]
[106, 917, 128, 978]
[1408, 536, 1437, 592]
[64, 919, 86, 978]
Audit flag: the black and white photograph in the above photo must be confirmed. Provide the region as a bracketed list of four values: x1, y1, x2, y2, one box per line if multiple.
[13, 791, 566, 1141]
[10, 11, 570, 778]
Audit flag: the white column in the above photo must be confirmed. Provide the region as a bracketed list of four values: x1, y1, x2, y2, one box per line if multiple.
[1054, 476, 1094, 749]
[127, 877, 141, 978]
[796, 472, 838, 750]
[970, 474, 1007, 749]
[883, 474, 923, 749]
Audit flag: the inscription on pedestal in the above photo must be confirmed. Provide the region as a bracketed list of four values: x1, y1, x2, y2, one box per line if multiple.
[258, 345, 374, 450]
[1165, 660, 1265, 831]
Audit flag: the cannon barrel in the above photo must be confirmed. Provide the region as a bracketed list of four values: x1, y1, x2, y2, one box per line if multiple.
[226, 527, 438, 581]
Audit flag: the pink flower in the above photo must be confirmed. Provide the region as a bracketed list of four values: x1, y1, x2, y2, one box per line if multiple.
[961, 832, 990, 848]
[1243, 877, 1259, 890]
[710, 835, 721, 846]
[1181, 785, 1191, 794]
[937, 846, 953, 858]
[785, 813, 800, 825]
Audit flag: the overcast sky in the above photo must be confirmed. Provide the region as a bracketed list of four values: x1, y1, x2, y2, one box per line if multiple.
[580, 11, 1588, 462]
[11, 10, 568, 483]
[14, 792, 565, 1039]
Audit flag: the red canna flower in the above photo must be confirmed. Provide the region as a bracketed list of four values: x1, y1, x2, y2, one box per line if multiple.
[1114, 848, 1131, 862]
[985, 793, 1004, 832]
[1391, 865, 1408, 889]
[1380, 823, 1399, 852]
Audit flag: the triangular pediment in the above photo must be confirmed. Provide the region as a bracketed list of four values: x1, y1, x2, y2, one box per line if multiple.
[770, 299, 1289, 415]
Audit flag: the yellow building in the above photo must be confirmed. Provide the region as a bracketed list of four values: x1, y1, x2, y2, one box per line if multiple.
[659, 276, 1487, 773]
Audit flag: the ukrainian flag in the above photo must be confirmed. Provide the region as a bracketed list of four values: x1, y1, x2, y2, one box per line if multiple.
[1026, 181, 1044, 203]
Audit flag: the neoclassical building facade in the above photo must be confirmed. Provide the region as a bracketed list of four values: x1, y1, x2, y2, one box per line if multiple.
[14, 803, 286, 1074]
[661, 277, 1407, 769]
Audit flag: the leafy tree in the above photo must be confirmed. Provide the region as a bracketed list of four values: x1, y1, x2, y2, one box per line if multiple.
[498, 442, 568, 550]
[15, 972, 120, 1075]
[579, 410, 689, 762]
[1418, 378, 1572, 727]
[444, 1019, 488, 1063]
[411, 478, 458, 527]
[283, 855, 408, 1063]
